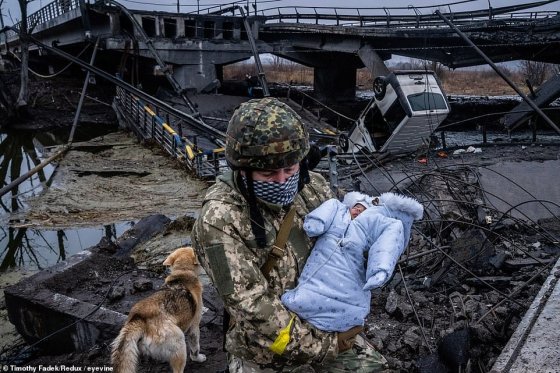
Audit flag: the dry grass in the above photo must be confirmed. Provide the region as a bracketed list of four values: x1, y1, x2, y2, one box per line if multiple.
[224, 61, 314, 85]
[224, 61, 531, 96]
[440, 69, 527, 96]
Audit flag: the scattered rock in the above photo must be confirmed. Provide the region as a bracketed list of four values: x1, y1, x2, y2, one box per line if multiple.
[384, 289, 414, 319]
[489, 251, 508, 269]
[132, 279, 153, 292]
[107, 286, 126, 302]
[116, 214, 171, 257]
[450, 229, 495, 270]
[403, 326, 422, 350]
[385, 289, 399, 315]
[97, 236, 118, 254]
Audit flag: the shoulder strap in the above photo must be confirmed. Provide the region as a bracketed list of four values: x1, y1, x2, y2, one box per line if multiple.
[261, 206, 297, 281]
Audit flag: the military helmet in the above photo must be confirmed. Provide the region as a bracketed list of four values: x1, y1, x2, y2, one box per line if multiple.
[225, 97, 310, 169]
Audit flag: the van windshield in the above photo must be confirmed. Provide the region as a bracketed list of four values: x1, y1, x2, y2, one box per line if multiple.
[407, 92, 447, 111]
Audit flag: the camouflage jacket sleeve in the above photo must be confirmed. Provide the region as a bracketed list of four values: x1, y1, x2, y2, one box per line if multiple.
[192, 173, 338, 366]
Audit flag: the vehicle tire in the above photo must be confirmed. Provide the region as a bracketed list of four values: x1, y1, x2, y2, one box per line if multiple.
[339, 133, 349, 152]
[373, 76, 387, 100]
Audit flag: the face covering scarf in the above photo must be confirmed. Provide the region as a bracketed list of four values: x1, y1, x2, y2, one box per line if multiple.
[244, 171, 300, 206]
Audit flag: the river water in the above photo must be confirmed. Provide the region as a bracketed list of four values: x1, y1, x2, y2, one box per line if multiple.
[0, 125, 131, 273]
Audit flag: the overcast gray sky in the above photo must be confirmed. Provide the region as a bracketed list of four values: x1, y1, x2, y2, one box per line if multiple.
[1, 0, 558, 26]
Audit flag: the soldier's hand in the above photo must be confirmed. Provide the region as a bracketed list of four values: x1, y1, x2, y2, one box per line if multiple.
[337, 326, 363, 353]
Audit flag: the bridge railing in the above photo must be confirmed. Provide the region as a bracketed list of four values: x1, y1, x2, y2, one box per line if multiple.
[113, 86, 228, 179]
[256, 5, 559, 28]
[502, 11, 559, 20]
[185, 0, 244, 15]
[32, 0, 80, 25]
[5, 0, 81, 42]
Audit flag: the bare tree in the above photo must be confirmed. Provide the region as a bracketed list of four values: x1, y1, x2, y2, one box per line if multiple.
[16, 0, 32, 115]
[0, 0, 16, 119]
[0, 0, 6, 45]
[270, 54, 284, 71]
[519, 60, 552, 87]
[395, 58, 447, 80]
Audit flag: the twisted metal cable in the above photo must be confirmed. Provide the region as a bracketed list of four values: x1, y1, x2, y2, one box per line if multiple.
[9, 42, 92, 79]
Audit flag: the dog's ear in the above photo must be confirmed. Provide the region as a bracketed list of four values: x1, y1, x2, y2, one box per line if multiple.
[163, 254, 175, 266]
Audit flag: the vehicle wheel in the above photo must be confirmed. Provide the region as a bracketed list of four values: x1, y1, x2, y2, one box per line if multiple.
[373, 76, 387, 100]
[339, 133, 349, 152]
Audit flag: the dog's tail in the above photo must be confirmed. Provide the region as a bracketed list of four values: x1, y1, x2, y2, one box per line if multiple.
[111, 319, 144, 373]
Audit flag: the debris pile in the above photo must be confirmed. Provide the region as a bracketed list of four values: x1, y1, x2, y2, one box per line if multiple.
[362, 166, 560, 372]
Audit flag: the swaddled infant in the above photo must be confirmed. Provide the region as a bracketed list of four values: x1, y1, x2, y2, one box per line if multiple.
[281, 191, 423, 332]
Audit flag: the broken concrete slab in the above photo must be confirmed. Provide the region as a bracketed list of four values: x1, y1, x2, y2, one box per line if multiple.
[114, 214, 170, 258]
[450, 229, 495, 270]
[3, 213, 226, 371]
[5, 249, 132, 353]
[490, 256, 560, 373]
[4, 215, 170, 353]
[503, 257, 555, 269]
[358, 169, 422, 194]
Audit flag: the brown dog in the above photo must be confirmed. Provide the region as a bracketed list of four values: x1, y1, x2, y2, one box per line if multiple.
[111, 247, 206, 373]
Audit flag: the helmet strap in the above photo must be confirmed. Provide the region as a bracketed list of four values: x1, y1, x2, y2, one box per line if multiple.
[298, 159, 310, 192]
[236, 170, 267, 248]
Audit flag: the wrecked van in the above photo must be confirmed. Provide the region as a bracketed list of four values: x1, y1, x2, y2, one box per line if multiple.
[340, 70, 450, 155]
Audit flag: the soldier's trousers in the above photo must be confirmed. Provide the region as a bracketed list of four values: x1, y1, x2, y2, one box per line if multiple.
[228, 335, 389, 373]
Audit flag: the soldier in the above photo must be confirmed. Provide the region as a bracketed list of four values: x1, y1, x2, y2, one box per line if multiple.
[192, 97, 388, 372]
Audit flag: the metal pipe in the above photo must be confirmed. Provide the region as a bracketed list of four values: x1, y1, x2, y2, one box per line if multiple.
[0, 146, 68, 198]
[435, 10, 560, 136]
[1, 39, 101, 198]
[68, 37, 100, 144]
[106, 0, 199, 116]
[237, 6, 270, 97]
[21, 31, 225, 143]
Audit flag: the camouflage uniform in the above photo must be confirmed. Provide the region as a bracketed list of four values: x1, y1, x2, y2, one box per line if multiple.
[191, 98, 388, 372]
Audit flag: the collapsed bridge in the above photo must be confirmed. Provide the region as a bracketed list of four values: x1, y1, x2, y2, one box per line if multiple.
[2, 0, 560, 102]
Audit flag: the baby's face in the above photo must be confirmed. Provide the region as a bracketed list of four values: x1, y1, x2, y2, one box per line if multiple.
[350, 203, 366, 219]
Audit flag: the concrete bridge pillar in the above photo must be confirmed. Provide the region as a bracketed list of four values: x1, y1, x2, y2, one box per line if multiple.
[309, 55, 362, 102]
[314, 66, 357, 102]
[173, 63, 218, 93]
[274, 50, 363, 102]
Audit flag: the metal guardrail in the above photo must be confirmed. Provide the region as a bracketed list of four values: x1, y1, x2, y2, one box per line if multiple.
[113, 86, 228, 179]
[5, 0, 81, 41]
[285, 85, 354, 130]
[256, 3, 559, 28]
[4, 0, 558, 44]
[112, 85, 347, 186]
[259, 8, 559, 28]
[32, 0, 80, 25]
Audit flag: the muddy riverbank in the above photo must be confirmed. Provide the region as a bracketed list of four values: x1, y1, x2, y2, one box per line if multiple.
[8, 131, 208, 229]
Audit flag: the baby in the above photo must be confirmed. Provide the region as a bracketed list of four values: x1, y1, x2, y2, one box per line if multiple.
[281, 191, 423, 332]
